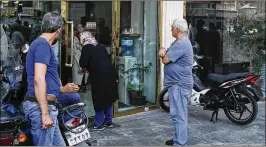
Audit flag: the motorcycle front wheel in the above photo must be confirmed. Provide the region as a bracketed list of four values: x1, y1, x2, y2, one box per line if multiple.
[224, 87, 258, 125]
[158, 88, 170, 112]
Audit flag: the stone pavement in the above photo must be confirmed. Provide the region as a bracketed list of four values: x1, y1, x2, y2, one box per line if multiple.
[89, 102, 265, 146]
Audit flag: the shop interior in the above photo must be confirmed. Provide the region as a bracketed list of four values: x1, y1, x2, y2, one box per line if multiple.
[63, 1, 158, 115]
[0, 1, 158, 117]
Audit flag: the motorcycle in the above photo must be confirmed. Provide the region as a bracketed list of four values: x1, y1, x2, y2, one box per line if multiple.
[159, 57, 259, 125]
[0, 44, 92, 146]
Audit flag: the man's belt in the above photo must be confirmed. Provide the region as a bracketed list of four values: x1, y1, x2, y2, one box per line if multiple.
[24, 96, 57, 106]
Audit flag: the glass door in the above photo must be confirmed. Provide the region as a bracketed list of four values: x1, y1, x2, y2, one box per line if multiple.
[59, 6, 95, 118]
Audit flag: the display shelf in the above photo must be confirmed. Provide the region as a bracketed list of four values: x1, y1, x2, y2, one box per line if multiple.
[121, 33, 141, 38]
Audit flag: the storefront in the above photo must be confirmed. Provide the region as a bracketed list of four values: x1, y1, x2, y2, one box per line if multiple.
[60, 1, 168, 117]
[0, 1, 185, 118]
[3, 1, 264, 118]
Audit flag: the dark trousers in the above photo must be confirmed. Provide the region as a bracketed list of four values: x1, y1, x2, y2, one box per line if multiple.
[94, 105, 113, 127]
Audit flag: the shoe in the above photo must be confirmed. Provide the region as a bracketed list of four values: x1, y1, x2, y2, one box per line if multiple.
[165, 139, 174, 146]
[104, 122, 114, 128]
[92, 125, 105, 131]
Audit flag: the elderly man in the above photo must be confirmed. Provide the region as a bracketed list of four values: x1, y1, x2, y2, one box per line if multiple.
[22, 11, 65, 146]
[159, 19, 193, 146]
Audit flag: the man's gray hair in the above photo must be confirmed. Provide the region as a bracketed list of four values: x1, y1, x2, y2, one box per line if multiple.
[41, 11, 63, 33]
[172, 18, 188, 33]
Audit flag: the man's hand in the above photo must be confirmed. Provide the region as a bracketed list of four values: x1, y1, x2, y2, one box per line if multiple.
[158, 47, 171, 64]
[159, 47, 166, 58]
[63, 83, 79, 93]
[42, 113, 54, 129]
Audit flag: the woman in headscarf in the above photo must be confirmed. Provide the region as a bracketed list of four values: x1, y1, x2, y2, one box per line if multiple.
[79, 31, 118, 131]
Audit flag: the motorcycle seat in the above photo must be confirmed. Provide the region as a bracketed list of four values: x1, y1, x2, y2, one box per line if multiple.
[207, 72, 249, 84]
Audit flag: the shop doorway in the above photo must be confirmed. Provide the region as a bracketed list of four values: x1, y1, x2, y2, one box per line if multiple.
[60, 1, 158, 118]
[60, 1, 113, 117]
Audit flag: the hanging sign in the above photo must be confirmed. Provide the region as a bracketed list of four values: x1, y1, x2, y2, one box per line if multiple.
[86, 22, 96, 30]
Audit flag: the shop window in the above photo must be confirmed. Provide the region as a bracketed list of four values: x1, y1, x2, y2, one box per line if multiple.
[117, 1, 158, 111]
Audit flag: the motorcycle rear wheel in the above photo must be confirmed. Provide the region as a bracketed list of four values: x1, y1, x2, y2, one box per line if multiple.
[224, 87, 258, 125]
[158, 88, 170, 112]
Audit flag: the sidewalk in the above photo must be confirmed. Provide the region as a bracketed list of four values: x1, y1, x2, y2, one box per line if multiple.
[90, 102, 265, 146]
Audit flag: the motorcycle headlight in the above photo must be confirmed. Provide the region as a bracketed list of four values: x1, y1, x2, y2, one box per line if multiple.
[17, 133, 27, 143]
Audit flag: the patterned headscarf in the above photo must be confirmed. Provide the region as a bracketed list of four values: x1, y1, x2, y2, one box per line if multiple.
[80, 31, 98, 46]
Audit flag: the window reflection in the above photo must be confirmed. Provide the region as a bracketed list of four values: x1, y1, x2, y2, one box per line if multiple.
[186, 1, 265, 74]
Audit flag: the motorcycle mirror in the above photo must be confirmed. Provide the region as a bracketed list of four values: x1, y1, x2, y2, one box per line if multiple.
[21, 44, 29, 53]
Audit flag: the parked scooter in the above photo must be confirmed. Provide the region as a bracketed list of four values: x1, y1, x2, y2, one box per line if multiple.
[159, 57, 259, 125]
[0, 44, 92, 146]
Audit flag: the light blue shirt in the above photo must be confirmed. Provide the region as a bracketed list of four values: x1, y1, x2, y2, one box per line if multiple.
[164, 37, 193, 90]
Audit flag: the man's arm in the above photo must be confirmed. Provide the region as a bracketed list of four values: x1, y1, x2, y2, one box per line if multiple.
[163, 43, 185, 64]
[34, 63, 54, 129]
[33, 43, 53, 129]
[34, 63, 48, 115]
